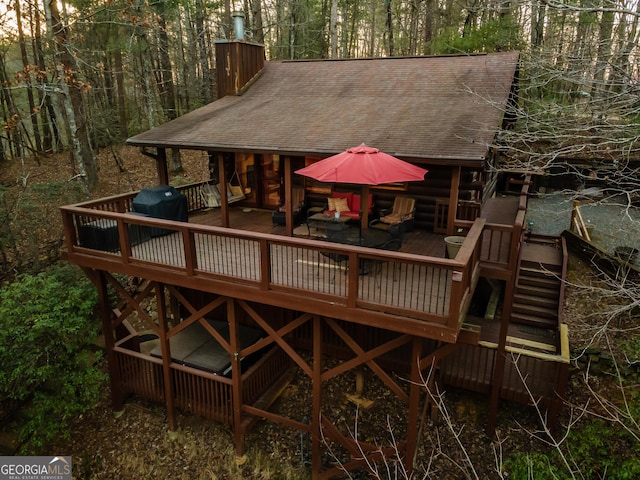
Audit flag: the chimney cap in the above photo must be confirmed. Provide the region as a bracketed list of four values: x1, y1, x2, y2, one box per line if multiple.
[232, 11, 245, 40]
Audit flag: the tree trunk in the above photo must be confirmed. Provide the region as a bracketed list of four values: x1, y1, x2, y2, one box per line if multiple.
[608, 0, 640, 94]
[113, 48, 128, 139]
[44, 0, 96, 192]
[423, 0, 435, 55]
[408, 0, 420, 56]
[385, 0, 394, 56]
[0, 57, 22, 160]
[195, 0, 213, 102]
[290, 3, 297, 59]
[251, 0, 265, 44]
[131, 0, 157, 130]
[15, 0, 42, 153]
[530, 0, 545, 49]
[369, 0, 377, 57]
[152, 3, 182, 173]
[31, 3, 59, 153]
[330, 0, 338, 58]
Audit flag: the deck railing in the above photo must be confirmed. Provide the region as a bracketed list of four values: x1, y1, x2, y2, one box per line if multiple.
[61, 182, 486, 335]
[113, 338, 290, 425]
[455, 176, 530, 273]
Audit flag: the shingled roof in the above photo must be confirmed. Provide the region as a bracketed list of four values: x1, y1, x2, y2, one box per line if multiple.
[127, 51, 519, 165]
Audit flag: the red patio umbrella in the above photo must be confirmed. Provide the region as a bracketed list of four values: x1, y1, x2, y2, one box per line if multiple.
[295, 144, 428, 230]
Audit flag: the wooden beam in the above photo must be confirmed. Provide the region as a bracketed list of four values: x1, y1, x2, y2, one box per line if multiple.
[311, 315, 322, 480]
[96, 270, 124, 410]
[324, 318, 409, 403]
[283, 157, 294, 237]
[156, 148, 169, 185]
[406, 337, 423, 476]
[218, 153, 230, 228]
[486, 277, 516, 435]
[156, 282, 177, 430]
[237, 300, 313, 377]
[229, 299, 247, 459]
[447, 166, 461, 235]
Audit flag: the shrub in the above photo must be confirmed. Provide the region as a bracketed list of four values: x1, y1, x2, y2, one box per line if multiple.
[0, 262, 106, 451]
[503, 451, 561, 480]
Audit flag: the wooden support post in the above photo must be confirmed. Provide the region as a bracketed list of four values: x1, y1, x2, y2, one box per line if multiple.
[96, 270, 123, 410]
[406, 336, 423, 475]
[311, 315, 322, 479]
[447, 166, 461, 236]
[156, 148, 169, 185]
[169, 293, 180, 325]
[283, 157, 294, 237]
[230, 299, 247, 461]
[486, 278, 515, 435]
[218, 153, 230, 228]
[156, 282, 177, 430]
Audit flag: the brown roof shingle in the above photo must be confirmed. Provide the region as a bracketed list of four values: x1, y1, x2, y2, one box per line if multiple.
[127, 52, 519, 164]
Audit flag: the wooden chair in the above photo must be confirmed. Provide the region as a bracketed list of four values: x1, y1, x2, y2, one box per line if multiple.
[369, 196, 416, 237]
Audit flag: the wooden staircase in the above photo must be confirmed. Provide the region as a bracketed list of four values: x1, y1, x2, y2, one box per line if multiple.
[511, 239, 564, 329]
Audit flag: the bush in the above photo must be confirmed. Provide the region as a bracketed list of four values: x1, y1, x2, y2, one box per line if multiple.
[0, 262, 106, 451]
[0, 181, 86, 277]
[502, 451, 562, 480]
[504, 416, 640, 479]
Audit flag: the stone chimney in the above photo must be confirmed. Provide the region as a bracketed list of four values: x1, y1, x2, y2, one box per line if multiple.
[215, 12, 265, 99]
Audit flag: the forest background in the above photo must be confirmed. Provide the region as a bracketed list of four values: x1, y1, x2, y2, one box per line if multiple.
[1, 0, 639, 200]
[1, 0, 639, 273]
[0, 0, 639, 478]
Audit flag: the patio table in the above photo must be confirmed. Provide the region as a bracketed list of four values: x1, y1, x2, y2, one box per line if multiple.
[307, 212, 350, 237]
[325, 228, 397, 275]
[327, 228, 393, 249]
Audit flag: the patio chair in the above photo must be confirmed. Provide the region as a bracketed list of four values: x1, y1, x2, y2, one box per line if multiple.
[272, 185, 307, 225]
[368, 237, 402, 282]
[318, 250, 349, 283]
[369, 196, 416, 237]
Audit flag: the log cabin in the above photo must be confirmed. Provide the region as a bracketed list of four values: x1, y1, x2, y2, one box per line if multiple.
[60, 24, 569, 479]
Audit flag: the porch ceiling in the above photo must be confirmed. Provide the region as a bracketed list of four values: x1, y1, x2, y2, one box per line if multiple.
[127, 52, 519, 164]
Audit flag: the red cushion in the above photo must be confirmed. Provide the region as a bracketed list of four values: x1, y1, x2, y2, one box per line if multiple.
[351, 194, 373, 214]
[340, 211, 360, 220]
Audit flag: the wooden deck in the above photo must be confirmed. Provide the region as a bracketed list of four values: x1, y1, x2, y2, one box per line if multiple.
[128, 211, 454, 316]
[60, 181, 529, 341]
[62, 197, 489, 341]
[189, 206, 449, 258]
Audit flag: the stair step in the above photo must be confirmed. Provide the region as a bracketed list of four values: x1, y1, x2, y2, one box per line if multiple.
[516, 283, 558, 297]
[512, 301, 557, 318]
[518, 274, 561, 290]
[511, 312, 558, 329]
[519, 265, 562, 278]
[513, 293, 558, 309]
[525, 237, 560, 246]
[520, 241, 563, 265]
[520, 264, 562, 276]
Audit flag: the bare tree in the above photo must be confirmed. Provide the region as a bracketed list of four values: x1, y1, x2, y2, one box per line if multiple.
[43, 0, 96, 193]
